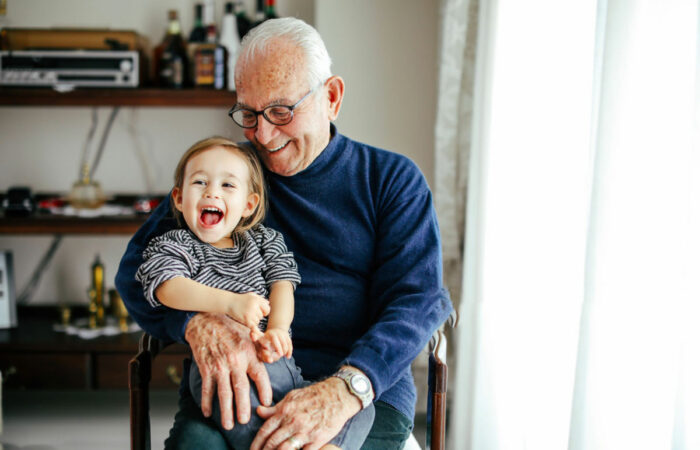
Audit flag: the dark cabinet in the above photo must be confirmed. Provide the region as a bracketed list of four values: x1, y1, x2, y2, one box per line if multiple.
[0, 308, 189, 390]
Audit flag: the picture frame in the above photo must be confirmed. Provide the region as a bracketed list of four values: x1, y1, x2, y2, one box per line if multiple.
[0, 250, 17, 329]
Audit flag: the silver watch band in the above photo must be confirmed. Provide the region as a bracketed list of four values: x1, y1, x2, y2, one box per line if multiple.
[333, 367, 374, 409]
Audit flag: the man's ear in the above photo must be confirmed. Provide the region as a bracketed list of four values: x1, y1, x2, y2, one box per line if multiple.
[172, 187, 184, 212]
[242, 192, 261, 218]
[325, 75, 345, 121]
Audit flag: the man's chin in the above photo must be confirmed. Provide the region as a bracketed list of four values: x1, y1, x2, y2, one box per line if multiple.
[267, 164, 297, 177]
[259, 152, 301, 176]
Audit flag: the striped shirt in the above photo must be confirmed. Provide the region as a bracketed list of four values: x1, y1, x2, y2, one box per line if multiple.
[136, 224, 301, 331]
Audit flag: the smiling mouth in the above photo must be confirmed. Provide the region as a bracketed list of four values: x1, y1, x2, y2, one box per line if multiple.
[266, 141, 290, 153]
[200, 207, 223, 226]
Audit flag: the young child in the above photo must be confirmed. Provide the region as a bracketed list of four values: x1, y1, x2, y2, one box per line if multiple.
[136, 137, 374, 449]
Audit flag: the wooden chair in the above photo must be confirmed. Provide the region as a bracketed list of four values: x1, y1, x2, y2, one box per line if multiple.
[129, 312, 457, 450]
[425, 310, 457, 450]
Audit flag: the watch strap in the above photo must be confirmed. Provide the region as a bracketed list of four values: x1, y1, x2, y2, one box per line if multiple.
[332, 367, 374, 410]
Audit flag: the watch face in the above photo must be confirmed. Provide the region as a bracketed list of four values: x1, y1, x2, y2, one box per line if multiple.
[351, 375, 370, 395]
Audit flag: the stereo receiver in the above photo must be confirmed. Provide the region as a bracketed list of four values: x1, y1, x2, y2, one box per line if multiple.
[0, 50, 140, 88]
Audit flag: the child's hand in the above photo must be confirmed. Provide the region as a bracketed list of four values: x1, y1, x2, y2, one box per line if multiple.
[226, 292, 270, 334]
[255, 328, 293, 363]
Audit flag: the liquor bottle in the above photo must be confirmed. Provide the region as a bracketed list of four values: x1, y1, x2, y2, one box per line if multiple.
[252, 0, 266, 29]
[188, 3, 207, 84]
[157, 10, 189, 88]
[189, 3, 207, 43]
[194, 0, 226, 89]
[265, 0, 278, 19]
[233, 0, 251, 40]
[90, 255, 105, 327]
[219, 2, 241, 91]
[203, 0, 217, 43]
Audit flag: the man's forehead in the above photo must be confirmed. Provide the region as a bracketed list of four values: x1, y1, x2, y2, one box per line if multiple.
[236, 43, 306, 106]
[236, 76, 307, 108]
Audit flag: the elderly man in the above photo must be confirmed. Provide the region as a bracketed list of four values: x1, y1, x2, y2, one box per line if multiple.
[116, 17, 452, 450]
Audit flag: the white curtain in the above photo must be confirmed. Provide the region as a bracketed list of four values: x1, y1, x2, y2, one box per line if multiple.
[434, 0, 479, 302]
[442, 0, 700, 449]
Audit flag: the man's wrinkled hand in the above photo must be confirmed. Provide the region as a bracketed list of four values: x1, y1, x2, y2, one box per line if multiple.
[250, 377, 360, 450]
[185, 312, 273, 430]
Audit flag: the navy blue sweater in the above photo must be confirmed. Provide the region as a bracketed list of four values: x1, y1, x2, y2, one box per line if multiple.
[115, 125, 453, 422]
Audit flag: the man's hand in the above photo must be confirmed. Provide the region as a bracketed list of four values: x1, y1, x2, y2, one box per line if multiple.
[255, 328, 293, 363]
[226, 292, 270, 331]
[250, 377, 362, 450]
[185, 312, 273, 430]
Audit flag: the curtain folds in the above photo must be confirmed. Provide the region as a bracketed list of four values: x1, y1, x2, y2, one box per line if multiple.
[440, 0, 700, 449]
[434, 0, 479, 304]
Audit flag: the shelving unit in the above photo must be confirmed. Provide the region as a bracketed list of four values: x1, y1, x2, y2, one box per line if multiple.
[0, 194, 164, 235]
[0, 87, 237, 107]
[0, 88, 209, 390]
[0, 214, 148, 235]
[0, 86, 232, 234]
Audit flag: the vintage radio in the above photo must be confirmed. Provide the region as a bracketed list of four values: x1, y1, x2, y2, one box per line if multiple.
[0, 50, 140, 88]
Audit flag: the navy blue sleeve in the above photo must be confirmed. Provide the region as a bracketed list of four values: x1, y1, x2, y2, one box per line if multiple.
[115, 194, 195, 344]
[343, 161, 454, 398]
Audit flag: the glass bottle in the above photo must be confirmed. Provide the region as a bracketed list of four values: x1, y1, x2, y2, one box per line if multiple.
[203, 0, 217, 43]
[189, 3, 207, 43]
[253, 0, 266, 29]
[188, 3, 207, 86]
[194, 0, 225, 89]
[233, 0, 251, 40]
[157, 10, 189, 88]
[219, 2, 241, 91]
[265, 0, 278, 19]
[91, 255, 105, 327]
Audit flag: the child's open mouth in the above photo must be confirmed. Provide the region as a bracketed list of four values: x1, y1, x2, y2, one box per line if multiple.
[200, 207, 223, 226]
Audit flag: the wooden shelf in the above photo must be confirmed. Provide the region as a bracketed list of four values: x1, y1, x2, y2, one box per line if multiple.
[0, 87, 237, 107]
[0, 193, 164, 235]
[0, 214, 148, 235]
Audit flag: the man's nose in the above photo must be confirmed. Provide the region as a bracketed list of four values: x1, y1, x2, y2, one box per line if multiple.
[254, 115, 280, 145]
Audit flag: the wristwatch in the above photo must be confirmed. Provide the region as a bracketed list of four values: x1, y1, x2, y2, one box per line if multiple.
[332, 367, 374, 409]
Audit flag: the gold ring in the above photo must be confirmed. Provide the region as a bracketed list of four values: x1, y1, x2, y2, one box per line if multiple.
[287, 436, 302, 449]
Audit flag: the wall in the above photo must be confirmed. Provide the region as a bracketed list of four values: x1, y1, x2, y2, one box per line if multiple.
[317, 0, 438, 180]
[0, 0, 438, 307]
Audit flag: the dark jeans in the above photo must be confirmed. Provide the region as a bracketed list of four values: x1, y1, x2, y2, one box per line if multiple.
[189, 357, 374, 449]
[360, 402, 413, 450]
[165, 366, 412, 449]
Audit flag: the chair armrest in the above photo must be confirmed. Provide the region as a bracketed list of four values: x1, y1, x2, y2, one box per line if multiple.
[130, 333, 174, 450]
[427, 310, 458, 450]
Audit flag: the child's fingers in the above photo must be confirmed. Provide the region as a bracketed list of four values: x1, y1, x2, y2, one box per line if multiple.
[247, 316, 261, 331]
[259, 346, 275, 363]
[258, 299, 271, 316]
[256, 346, 269, 362]
[271, 333, 285, 357]
[275, 333, 288, 356]
[285, 337, 293, 358]
[250, 327, 264, 341]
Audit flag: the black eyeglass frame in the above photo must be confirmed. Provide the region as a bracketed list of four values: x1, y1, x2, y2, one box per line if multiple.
[227, 82, 323, 129]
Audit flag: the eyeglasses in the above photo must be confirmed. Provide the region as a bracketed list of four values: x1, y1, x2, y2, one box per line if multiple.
[228, 83, 321, 129]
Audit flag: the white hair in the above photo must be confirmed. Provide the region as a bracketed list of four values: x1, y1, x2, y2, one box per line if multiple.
[237, 17, 332, 89]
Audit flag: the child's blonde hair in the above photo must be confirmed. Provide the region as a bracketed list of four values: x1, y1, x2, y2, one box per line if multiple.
[172, 136, 266, 234]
